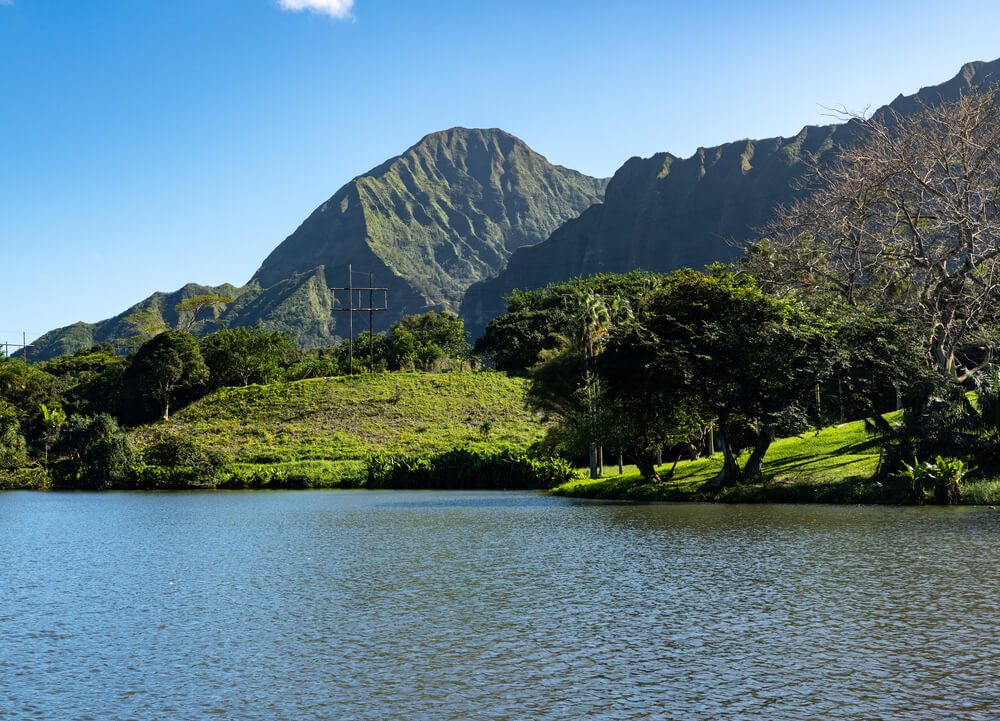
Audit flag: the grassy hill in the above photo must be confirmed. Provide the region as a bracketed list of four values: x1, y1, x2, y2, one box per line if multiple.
[136, 371, 547, 485]
[555, 412, 1000, 505]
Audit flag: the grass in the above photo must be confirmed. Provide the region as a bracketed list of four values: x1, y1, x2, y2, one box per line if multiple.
[134, 371, 547, 483]
[555, 413, 902, 503]
[961, 479, 1000, 505]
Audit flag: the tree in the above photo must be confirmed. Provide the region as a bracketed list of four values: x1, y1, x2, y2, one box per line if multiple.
[0, 400, 27, 470]
[597, 325, 705, 480]
[175, 294, 232, 333]
[327, 331, 389, 374]
[475, 271, 661, 371]
[41, 350, 126, 417]
[524, 291, 634, 477]
[39, 403, 66, 468]
[569, 290, 632, 478]
[641, 270, 834, 488]
[0, 358, 62, 457]
[124, 308, 168, 345]
[388, 312, 470, 371]
[54, 413, 139, 489]
[758, 86, 1000, 382]
[121, 331, 209, 421]
[200, 327, 295, 388]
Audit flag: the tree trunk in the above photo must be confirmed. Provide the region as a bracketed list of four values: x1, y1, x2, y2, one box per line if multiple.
[618, 453, 624, 475]
[742, 427, 775, 482]
[664, 453, 681, 480]
[163, 399, 171, 421]
[636, 449, 660, 481]
[589, 443, 599, 479]
[702, 429, 740, 490]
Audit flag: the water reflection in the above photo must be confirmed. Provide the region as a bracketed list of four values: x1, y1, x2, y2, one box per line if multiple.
[1, 492, 997, 720]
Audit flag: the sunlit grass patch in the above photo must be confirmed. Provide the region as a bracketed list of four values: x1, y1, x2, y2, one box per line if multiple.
[556, 413, 902, 502]
[133, 372, 547, 474]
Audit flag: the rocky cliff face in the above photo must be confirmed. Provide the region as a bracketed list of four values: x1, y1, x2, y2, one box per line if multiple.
[460, 59, 1000, 337]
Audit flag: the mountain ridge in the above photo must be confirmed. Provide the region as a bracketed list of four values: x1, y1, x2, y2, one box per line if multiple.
[29, 59, 1000, 360]
[458, 58, 1000, 337]
[29, 128, 607, 360]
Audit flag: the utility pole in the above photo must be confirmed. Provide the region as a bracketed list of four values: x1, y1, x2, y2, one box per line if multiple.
[2, 333, 34, 362]
[348, 264, 354, 373]
[369, 271, 374, 367]
[330, 266, 388, 375]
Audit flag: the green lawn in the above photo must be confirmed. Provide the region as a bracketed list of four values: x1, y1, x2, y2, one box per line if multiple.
[555, 413, 898, 502]
[134, 371, 547, 482]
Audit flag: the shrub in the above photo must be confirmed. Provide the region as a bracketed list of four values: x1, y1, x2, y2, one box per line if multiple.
[53, 413, 140, 489]
[365, 448, 576, 489]
[142, 432, 232, 487]
[0, 400, 27, 470]
[894, 455, 968, 505]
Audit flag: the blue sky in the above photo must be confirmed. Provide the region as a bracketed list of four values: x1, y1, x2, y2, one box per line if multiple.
[3, 0, 1000, 344]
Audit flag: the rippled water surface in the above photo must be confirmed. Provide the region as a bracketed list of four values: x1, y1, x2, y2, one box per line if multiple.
[1, 492, 998, 720]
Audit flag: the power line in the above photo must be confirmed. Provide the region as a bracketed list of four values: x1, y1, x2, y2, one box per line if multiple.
[330, 264, 389, 375]
[1, 332, 34, 363]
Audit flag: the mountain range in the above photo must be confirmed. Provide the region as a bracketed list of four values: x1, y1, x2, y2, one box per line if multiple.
[29, 58, 1000, 360]
[460, 58, 1000, 335]
[30, 128, 606, 359]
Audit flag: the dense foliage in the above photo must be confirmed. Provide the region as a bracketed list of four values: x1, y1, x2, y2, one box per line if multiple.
[365, 449, 576, 490]
[0, 317, 528, 490]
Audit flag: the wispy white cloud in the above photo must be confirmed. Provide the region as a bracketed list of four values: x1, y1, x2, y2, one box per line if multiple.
[278, 0, 354, 19]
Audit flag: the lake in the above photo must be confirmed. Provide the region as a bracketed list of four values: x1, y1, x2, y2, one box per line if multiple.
[1, 491, 998, 720]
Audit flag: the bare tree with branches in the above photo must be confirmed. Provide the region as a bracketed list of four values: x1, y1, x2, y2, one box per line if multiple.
[754, 85, 1000, 382]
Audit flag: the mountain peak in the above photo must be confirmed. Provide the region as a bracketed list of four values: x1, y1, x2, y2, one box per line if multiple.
[251, 126, 607, 317]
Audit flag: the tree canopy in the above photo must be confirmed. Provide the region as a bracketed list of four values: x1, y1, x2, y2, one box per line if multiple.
[200, 327, 295, 389]
[120, 330, 209, 421]
[757, 86, 1000, 382]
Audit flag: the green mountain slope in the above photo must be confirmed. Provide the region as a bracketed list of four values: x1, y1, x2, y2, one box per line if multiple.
[460, 59, 1000, 337]
[252, 126, 608, 313]
[31, 128, 605, 360]
[29, 282, 243, 359]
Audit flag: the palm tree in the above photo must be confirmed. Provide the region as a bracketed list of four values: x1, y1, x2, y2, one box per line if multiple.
[40, 403, 66, 468]
[570, 291, 633, 478]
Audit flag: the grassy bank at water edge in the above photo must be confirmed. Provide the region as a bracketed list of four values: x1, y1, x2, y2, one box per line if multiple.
[555, 412, 1000, 504]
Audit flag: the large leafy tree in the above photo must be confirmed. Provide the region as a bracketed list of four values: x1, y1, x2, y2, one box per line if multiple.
[175, 294, 232, 333]
[388, 312, 470, 371]
[0, 400, 27, 470]
[0, 358, 62, 458]
[40, 350, 126, 417]
[54, 413, 139, 489]
[121, 331, 209, 421]
[597, 325, 705, 480]
[757, 86, 1000, 382]
[526, 291, 633, 476]
[641, 270, 835, 488]
[475, 271, 661, 371]
[200, 327, 295, 388]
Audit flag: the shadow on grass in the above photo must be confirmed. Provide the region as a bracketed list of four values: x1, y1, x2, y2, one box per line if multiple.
[556, 473, 899, 504]
[763, 452, 873, 476]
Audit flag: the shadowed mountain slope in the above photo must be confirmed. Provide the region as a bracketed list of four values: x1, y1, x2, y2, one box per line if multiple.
[460, 59, 1000, 337]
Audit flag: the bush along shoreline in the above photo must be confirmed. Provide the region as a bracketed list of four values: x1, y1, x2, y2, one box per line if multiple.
[0, 446, 577, 492]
